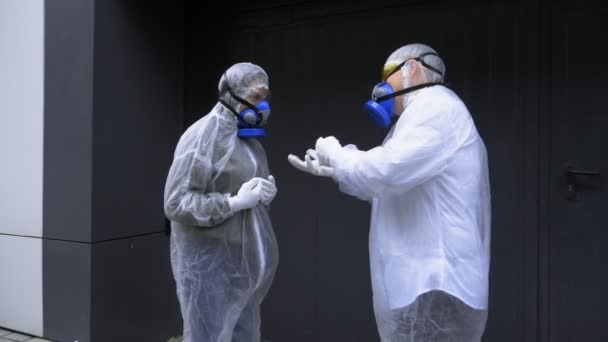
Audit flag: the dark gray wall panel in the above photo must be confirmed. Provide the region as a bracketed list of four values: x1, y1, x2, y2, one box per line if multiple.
[91, 0, 184, 242]
[43, 239, 92, 342]
[90, 232, 181, 342]
[44, 0, 95, 242]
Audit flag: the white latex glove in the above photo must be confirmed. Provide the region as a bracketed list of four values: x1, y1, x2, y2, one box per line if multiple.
[288, 149, 335, 177]
[228, 178, 263, 212]
[260, 175, 277, 206]
[315, 136, 342, 167]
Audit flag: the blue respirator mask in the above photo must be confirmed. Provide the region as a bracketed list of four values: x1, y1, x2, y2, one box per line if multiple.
[364, 52, 445, 128]
[219, 86, 271, 138]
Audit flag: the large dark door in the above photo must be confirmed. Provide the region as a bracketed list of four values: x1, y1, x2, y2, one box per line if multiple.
[543, 2, 608, 341]
[181, 0, 589, 341]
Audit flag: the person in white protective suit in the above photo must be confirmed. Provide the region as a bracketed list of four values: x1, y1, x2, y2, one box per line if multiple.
[164, 62, 279, 342]
[288, 43, 491, 342]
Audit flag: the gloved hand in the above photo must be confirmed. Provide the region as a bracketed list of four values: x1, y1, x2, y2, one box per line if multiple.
[228, 178, 263, 212]
[315, 136, 342, 167]
[288, 149, 335, 177]
[260, 175, 277, 206]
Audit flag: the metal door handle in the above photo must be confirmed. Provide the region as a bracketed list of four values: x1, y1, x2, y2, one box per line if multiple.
[567, 168, 601, 177]
[564, 165, 601, 201]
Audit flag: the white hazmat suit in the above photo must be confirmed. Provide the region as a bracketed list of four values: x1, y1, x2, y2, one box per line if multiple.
[290, 44, 491, 341]
[164, 63, 278, 342]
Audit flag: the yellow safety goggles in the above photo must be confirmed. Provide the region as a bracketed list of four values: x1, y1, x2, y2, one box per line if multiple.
[382, 63, 402, 81]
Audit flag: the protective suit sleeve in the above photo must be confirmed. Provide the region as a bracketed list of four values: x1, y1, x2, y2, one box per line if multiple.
[331, 145, 374, 202]
[333, 104, 466, 199]
[164, 136, 234, 227]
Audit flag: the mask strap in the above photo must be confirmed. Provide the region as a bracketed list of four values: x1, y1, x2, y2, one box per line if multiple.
[415, 52, 444, 77]
[218, 73, 241, 120]
[218, 74, 264, 127]
[383, 52, 444, 81]
[218, 98, 239, 117]
[226, 87, 264, 126]
[218, 94, 252, 128]
[375, 82, 444, 102]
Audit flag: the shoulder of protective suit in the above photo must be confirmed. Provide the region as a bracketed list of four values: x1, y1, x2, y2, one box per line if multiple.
[427, 86, 477, 142]
[420, 86, 470, 119]
[397, 86, 472, 135]
[175, 111, 219, 149]
[423, 85, 464, 107]
[183, 113, 212, 136]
